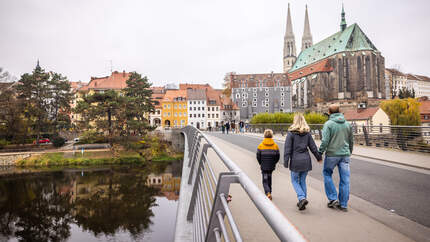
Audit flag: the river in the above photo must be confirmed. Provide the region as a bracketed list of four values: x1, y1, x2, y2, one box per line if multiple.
[0, 161, 182, 242]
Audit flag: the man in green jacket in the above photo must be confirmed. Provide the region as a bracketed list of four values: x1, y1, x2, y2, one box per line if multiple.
[318, 104, 353, 212]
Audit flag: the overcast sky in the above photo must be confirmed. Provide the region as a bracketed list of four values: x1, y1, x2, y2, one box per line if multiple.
[1, 0, 429, 88]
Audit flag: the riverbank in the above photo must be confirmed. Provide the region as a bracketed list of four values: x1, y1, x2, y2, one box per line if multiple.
[15, 150, 183, 167]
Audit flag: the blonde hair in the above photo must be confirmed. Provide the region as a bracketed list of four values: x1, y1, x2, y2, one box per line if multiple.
[288, 113, 310, 133]
[264, 129, 273, 138]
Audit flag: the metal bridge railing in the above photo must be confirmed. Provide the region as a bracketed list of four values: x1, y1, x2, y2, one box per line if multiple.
[182, 125, 306, 242]
[248, 124, 430, 153]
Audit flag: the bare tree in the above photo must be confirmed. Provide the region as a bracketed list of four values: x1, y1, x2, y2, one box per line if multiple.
[0, 67, 17, 82]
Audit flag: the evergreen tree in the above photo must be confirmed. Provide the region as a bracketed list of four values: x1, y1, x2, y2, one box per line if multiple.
[75, 90, 127, 139]
[48, 72, 73, 132]
[397, 87, 415, 99]
[124, 72, 154, 135]
[16, 62, 51, 144]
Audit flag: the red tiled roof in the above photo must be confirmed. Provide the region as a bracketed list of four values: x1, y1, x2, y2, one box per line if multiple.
[343, 107, 379, 121]
[179, 83, 213, 91]
[220, 95, 239, 110]
[288, 59, 333, 81]
[163, 89, 187, 102]
[420, 100, 430, 114]
[206, 89, 222, 106]
[79, 71, 131, 91]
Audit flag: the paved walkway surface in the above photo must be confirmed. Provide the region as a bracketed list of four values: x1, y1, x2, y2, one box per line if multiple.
[206, 133, 430, 242]
[239, 132, 430, 170]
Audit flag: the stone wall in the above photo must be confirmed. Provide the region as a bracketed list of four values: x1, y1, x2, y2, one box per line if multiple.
[0, 154, 31, 166]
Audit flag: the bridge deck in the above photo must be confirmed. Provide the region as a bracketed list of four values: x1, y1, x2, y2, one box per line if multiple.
[206, 133, 429, 242]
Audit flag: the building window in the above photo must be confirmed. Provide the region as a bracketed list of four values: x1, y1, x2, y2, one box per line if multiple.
[253, 93, 257, 97]
[281, 87, 284, 91]
[190, 107, 192, 111]
[190, 114, 192, 118]
[216, 114, 219, 118]
[179, 104, 182, 109]
[265, 88, 269, 92]
[194, 114, 196, 118]
[252, 102, 257, 107]
[198, 114, 201, 118]
[174, 112, 177, 117]
[202, 114, 205, 117]
[179, 112, 182, 117]
[265, 109, 269, 113]
[281, 92, 284, 96]
[168, 104, 170, 108]
[216, 107, 219, 111]
[281, 102, 284, 107]
[223, 112, 225, 115]
[265, 98, 269, 102]
[164, 104, 167, 108]
[253, 88, 257, 92]
[202, 107, 204, 111]
[184, 105, 186, 109]
[174, 105, 177, 109]
[242, 102, 247, 107]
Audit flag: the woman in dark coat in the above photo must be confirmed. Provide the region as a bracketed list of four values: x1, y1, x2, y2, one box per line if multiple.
[284, 113, 322, 210]
[256, 129, 280, 200]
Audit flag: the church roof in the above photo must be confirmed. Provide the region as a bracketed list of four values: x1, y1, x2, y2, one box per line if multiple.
[289, 23, 378, 73]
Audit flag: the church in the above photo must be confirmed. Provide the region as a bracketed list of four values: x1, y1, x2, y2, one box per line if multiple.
[229, 4, 386, 120]
[285, 5, 386, 111]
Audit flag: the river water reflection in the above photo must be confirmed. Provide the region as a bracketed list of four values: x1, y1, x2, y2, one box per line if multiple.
[0, 161, 182, 242]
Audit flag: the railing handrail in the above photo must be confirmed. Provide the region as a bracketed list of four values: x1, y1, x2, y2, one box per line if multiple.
[248, 123, 430, 128]
[181, 125, 306, 242]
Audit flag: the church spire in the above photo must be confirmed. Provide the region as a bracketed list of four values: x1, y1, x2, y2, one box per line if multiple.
[283, 3, 297, 72]
[36, 59, 40, 69]
[340, 3, 347, 31]
[301, 4, 313, 51]
[285, 3, 294, 37]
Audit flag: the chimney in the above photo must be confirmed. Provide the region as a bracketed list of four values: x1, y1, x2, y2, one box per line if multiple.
[123, 70, 125, 77]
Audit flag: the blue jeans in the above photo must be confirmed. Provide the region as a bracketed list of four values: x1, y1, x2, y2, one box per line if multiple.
[323, 156, 351, 208]
[290, 171, 308, 201]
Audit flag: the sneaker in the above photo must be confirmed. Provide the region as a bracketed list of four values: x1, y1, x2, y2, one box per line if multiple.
[327, 200, 339, 208]
[336, 204, 348, 212]
[298, 199, 308, 210]
[266, 193, 272, 200]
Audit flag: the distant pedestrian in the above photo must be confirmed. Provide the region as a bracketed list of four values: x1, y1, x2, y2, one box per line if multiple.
[318, 104, 353, 212]
[257, 129, 280, 200]
[225, 122, 230, 134]
[239, 121, 244, 133]
[284, 113, 322, 210]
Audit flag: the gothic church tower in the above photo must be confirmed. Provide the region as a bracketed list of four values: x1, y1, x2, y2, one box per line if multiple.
[283, 3, 296, 72]
[301, 5, 313, 51]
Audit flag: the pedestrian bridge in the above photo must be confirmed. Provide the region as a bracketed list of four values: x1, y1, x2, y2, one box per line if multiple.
[174, 126, 430, 242]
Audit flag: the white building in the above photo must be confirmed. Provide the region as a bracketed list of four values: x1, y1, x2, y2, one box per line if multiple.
[187, 89, 207, 129]
[407, 74, 430, 98]
[206, 90, 222, 129]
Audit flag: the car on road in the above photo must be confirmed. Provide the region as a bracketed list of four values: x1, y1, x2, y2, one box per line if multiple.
[33, 138, 50, 144]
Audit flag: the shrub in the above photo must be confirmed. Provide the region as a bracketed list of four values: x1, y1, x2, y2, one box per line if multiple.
[79, 130, 106, 144]
[0, 139, 9, 149]
[52, 136, 66, 147]
[305, 112, 328, 124]
[250, 112, 326, 124]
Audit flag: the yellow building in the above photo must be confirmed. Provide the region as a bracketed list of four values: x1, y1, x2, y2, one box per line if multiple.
[161, 89, 188, 128]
